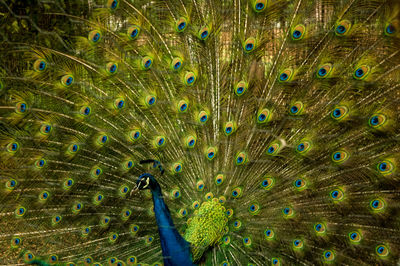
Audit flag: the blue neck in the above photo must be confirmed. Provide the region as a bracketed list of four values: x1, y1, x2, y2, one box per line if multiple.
[150, 185, 195, 266]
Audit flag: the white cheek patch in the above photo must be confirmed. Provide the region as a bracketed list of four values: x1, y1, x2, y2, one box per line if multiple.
[142, 178, 150, 189]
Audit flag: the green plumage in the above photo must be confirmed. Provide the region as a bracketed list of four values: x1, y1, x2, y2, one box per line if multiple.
[0, 0, 400, 265]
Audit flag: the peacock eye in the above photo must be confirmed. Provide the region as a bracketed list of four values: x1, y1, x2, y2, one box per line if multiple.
[323, 250, 335, 261]
[140, 56, 153, 70]
[292, 24, 305, 40]
[289, 102, 304, 115]
[253, 0, 267, 12]
[88, 30, 102, 43]
[354, 66, 369, 79]
[279, 69, 293, 82]
[336, 25, 346, 34]
[107, 0, 119, 10]
[179, 22, 186, 30]
[385, 23, 396, 35]
[127, 25, 140, 40]
[200, 30, 209, 40]
[335, 20, 351, 36]
[376, 244, 389, 257]
[106, 62, 118, 74]
[175, 17, 188, 32]
[16, 102, 28, 114]
[34, 59, 47, 72]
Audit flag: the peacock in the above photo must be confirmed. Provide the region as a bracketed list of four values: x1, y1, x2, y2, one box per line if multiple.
[1, 0, 400, 265]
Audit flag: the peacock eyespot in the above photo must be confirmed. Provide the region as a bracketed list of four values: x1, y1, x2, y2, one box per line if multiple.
[98, 135, 108, 145]
[256, 3, 264, 10]
[198, 111, 209, 124]
[291, 24, 305, 40]
[16, 206, 26, 217]
[266, 142, 281, 156]
[175, 18, 188, 32]
[128, 26, 140, 40]
[178, 100, 189, 112]
[331, 150, 349, 163]
[353, 65, 370, 80]
[206, 147, 217, 160]
[40, 191, 49, 200]
[330, 188, 344, 201]
[323, 250, 335, 261]
[385, 24, 395, 35]
[6, 178, 18, 190]
[336, 25, 346, 34]
[93, 34, 100, 41]
[333, 109, 341, 117]
[294, 178, 306, 190]
[34, 59, 47, 72]
[243, 237, 251, 246]
[377, 160, 394, 175]
[115, 99, 125, 109]
[279, 68, 294, 82]
[355, 68, 364, 77]
[107, 0, 119, 10]
[376, 244, 389, 257]
[369, 114, 387, 128]
[140, 56, 153, 70]
[335, 20, 351, 36]
[61, 75, 74, 87]
[178, 22, 186, 30]
[106, 62, 118, 74]
[40, 124, 52, 135]
[272, 258, 279, 265]
[297, 143, 305, 152]
[370, 198, 385, 212]
[7, 142, 20, 153]
[200, 30, 209, 40]
[293, 239, 303, 249]
[16, 102, 27, 114]
[293, 30, 301, 38]
[12, 236, 22, 247]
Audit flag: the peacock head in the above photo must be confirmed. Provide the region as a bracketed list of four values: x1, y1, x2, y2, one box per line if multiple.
[136, 173, 159, 191]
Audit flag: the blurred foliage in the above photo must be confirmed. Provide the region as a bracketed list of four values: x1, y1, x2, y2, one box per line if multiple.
[0, 0, 91, 75]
